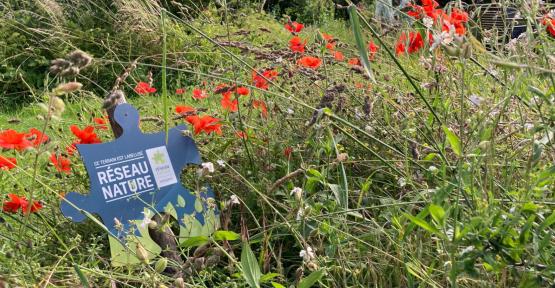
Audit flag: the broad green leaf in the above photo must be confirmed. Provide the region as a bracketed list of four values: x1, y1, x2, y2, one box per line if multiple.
[180, 236, 209, 248]
[404, 213, 442, 237]
[347, 5, 375, 82]
[428, 204, 445, 225]
[260, 272, 281, 283]
[241, 242, 261, 288]
[213, 230, 240, 241]
[442, 125, 462, 156]
[298, 269, 325, 288]
[307, 168, 323, 179]
[271, 282, 286, 288]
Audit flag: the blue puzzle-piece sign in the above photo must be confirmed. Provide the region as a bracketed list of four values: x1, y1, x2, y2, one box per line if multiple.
[60, 104, 216, 240]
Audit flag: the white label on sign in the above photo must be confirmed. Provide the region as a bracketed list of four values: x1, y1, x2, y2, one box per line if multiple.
[145, 146, 177, 189]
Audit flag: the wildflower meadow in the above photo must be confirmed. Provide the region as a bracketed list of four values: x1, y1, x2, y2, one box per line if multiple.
[1, 0, 555, 287]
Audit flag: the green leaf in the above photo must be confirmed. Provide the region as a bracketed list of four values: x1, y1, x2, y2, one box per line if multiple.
[521, 202, 539, 213]
[442, 126, 462, 156]
[213, 230, 240, 241]
[241, 242, 261, 288]
[260, 272, 281, 283]
[271, 282, 286, 288]
[428, 204, 445, 225]
[177, 195, 186, 207]
[539, 211, 555, 231]
[180, 236, 209, 248]
[347, 5, 375, 82]
[307, 168, 323, 179]
[298, 269, 325, 288]
[404, 213, 442, 237]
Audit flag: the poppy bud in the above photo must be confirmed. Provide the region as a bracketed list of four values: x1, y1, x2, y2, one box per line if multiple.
[443, 45, 460, 57]
[461, 43, 472, 59]
[148, 220, 158, 230]
[154, 257, 168, 273]
[136, 243, 149, 264]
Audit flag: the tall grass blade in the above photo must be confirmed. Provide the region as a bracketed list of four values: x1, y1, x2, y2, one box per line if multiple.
[348, 5, 375, 83]
[161, 9, 169, 143]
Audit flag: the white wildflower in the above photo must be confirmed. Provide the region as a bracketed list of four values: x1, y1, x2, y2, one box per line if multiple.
[336, 153, 348, 162]
[229, 195, 240, 205]
[290, 187, 303, 201]
[299, 246, 315, 262]
[140, 210, 153, 229]
[286, 108, 294, 115]
[469, 94, 483, 106]
[423, 16, 434, 29]
[202, 162, 215, 173]
[216, 159, 225, 167]
[398, 177, 407, 188]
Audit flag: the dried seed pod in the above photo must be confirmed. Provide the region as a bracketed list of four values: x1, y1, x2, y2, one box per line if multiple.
[193, 257, 205, 270]
[60, 66, 80, 77]
[67, 50, 92, 68]
[193, 244, 210, 258]
[55, 82, 82, 94]
[205, 255, 220, 267]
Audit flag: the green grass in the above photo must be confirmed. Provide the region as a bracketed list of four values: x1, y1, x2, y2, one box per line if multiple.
[1, 0, 554, 287]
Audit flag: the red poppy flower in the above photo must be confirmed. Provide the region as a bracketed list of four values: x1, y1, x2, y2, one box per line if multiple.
[70, 125, 101, 145]
[284, 147, 293, 158]
[396, 32, 425, 55]
[297, 56, 322, 69]
[445, 8, 469, 35]
[252, 100, 268, 118]
[235, 131, 248, 139]
[407, 0, 443, 20]
[93, 117, 108, 130]
[289, 36, 307, 53]
[368, 40, 379, 60]
[26, 128, 49, 147]
[325, 42, 335, 51]
[252, 69, 278, 90]
[221, 92, 238, 112]
[541, 16, 555, 37]
[3, 194, 42, 214]
[334, 51, 345, 61]
[176, 88, 185, 95]
[348, 58, 361, 66]
[185, 115, 222, 135]
[66, 145, 76, 155]
[175, 105, 196, 115]
[50, 153, 71, 174]
[0, 129, 32, 151]
[322, 33, 334, 42]
[134, 82, 157, 95]
[0, 155, 16, 170]
[285, 21, 304, 34]
[236, 86, 250, 96]
[192, 88, 208, 100]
